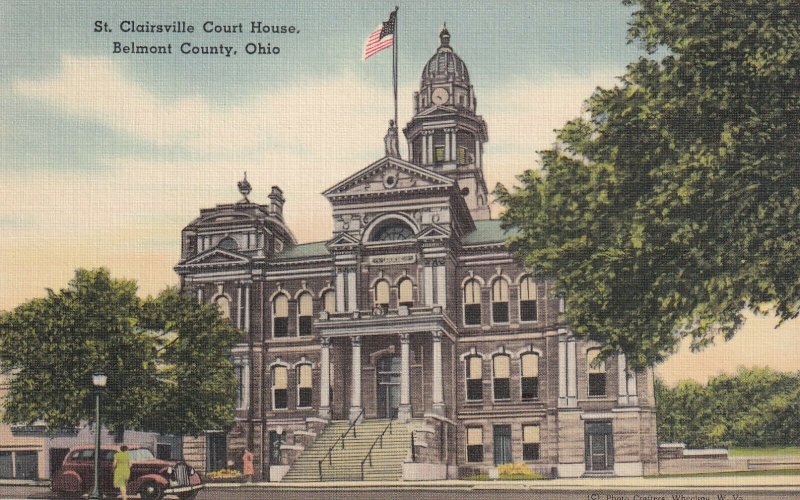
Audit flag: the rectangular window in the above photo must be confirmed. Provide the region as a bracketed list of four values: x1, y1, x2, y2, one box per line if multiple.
[521, 353, 539, 400]
[298, 316, 313, 336]
[466, 356, 483, 401]
[589, 373, 607, 397]
[466, 427, 483, 463]
[274, 317, 288, 337]
[493, 355, 511, 400]
[297, 365, 313, 408]
[434, 145, 445, 162]
[520, 300, 537, 322]
[0, 452, 12, 479]
[457, 146, 467, 164]
[492, 302, 509, 323]
[588, 349, 607, 397]
[522, 425, 541, 461]
[464, 304, 481, 325]
[273, 366, 288, 409]
[235, 365, 245, 408]
[15, 451, 39, 480]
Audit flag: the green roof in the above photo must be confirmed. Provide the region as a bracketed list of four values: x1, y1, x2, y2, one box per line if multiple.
[462, 219, 518, 245]
[274, 241, 330, 260]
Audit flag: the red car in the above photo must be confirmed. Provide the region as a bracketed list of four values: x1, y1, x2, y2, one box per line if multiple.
[51, 444, 203, 500]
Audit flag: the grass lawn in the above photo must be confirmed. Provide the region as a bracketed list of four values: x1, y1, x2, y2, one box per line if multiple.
[729, 447, 800, 457]
[649, 469, 800, 478]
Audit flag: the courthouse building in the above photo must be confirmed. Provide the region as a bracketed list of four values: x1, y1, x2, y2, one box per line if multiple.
[175, 27, 658, 480]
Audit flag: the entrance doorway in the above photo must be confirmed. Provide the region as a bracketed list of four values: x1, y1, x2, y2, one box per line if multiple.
[206, 432, 227, 473]
[50, 448, 70, 478]
[584, 421, 614, 472]
[376, 354, 401, 418]
[493, 425, 512, 465]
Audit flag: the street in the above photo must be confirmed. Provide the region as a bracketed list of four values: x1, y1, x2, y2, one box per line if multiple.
[0, 485, 795, 500]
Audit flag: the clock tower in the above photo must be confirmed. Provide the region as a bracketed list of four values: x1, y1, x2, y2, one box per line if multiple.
[404, 25, 490, 220]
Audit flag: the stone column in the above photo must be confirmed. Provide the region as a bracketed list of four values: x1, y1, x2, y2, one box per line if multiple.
[431, 331, 445, 416]
[319, 338, 331, 418]
[349, 336, 362, 421]
[398, 333, 411, 422]
[444, 131, 451, 161]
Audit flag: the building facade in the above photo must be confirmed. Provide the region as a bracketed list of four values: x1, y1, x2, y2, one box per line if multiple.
[175, 28, 657, 480]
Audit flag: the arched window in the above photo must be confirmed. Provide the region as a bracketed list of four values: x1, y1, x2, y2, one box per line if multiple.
[521, 353, 539, 400]
[296, 364, 313, 408]
[493, 354, 511, 400]
[398, 278, 413, 308]
[374, 280, 390, 312]
[272, 365, 288, 409]
[465, 355, 483, 401]
[272, 294, 289, 338]
[519, 276, 538, 322]
[215, 296, 231, 319]
[298, 292, 313, 336]
[322, 290, 336, 314]
[370, 220, 414, 242]
[218, 237, 238, 251]
[587, 348, 606, 397]
[491, 278, 509, 323]
[463, 279, 482, 326]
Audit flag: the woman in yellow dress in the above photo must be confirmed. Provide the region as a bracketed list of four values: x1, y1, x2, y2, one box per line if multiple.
[112, 445, 131, 500]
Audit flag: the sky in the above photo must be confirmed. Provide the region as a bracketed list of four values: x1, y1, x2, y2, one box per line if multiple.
[1, 0, 797, 386]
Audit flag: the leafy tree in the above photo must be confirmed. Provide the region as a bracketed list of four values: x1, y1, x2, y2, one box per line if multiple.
[0, 268, 239, 435]
[496, 0, 800, 367]
[655, 369, 800, 448]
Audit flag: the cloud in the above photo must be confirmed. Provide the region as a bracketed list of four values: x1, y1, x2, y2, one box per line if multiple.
[13, 55, 416, 156]
[5, 55, 624, 309]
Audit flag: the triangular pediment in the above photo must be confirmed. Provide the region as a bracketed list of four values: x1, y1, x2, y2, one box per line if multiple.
[323, 156, 454, 199]
[326, 231, 360, 249]
[413, 105, 459, 118]
[181, 247, 251, 267]
[416, 223, 451, 240]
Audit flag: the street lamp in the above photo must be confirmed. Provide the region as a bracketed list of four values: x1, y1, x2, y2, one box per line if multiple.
[88, 371, 107, 500]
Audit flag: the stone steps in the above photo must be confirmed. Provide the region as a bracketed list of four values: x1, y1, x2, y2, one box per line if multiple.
[282, 419, 411, 482]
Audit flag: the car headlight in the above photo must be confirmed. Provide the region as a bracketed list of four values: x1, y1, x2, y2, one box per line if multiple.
[189, 467, 195, 475]
[166, 467, 174, 475]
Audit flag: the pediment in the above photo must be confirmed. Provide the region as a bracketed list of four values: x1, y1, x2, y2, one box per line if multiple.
[323, 156, 454, 199]
[181, 248, 251, 267]
[413, 105, 458, 118]
[416, 223, 451, 241]
[326, 231, 360, 249]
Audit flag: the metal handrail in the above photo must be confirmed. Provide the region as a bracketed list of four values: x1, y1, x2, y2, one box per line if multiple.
[318, 408, 364, 480]
[359, 418, 394, 480]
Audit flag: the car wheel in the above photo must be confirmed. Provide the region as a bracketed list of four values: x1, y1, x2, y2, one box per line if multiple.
[140, 481, 163, 500]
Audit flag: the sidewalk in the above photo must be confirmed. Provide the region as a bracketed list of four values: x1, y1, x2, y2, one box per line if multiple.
[202, 474, 800, 491]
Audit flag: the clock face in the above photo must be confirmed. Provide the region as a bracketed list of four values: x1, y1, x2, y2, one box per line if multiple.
[431, 87, 449, 105]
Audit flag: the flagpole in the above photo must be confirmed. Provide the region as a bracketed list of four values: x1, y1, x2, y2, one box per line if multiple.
[393, 6, 399, 131]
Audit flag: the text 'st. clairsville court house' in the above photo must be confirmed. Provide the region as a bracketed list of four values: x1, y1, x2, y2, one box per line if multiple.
[175, 27, 658, 481]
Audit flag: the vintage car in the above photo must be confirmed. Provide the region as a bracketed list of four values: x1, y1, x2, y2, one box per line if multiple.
[51, 444, 203, 500]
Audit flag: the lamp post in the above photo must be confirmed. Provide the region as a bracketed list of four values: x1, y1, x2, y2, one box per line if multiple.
[88, 371, 107, 500]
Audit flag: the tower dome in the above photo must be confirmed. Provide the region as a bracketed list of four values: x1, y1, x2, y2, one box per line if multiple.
[420, 25, 470, 86]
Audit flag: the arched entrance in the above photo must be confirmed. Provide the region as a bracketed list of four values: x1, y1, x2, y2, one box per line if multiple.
[376, 354, 401, 418]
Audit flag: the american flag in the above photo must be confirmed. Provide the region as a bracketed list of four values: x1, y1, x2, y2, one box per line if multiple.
[363, 10, 396, 60]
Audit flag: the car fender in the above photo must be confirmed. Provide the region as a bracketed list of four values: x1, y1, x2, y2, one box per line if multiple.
[129, 473, 170, 492]
[51, 470, 83, 493]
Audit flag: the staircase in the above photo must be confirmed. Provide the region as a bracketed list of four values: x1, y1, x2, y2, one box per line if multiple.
[282, 419, 411, 482]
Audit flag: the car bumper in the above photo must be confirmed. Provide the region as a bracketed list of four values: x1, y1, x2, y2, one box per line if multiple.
[165, 483, 204, 494]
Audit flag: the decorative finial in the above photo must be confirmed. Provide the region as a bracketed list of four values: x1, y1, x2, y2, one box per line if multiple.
[439, 23, 450, 47]
[237, 171, 251, 203]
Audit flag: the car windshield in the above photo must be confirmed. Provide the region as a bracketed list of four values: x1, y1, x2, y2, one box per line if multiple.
[128, 448, 155, 461]
[71, 449, 116, 460]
